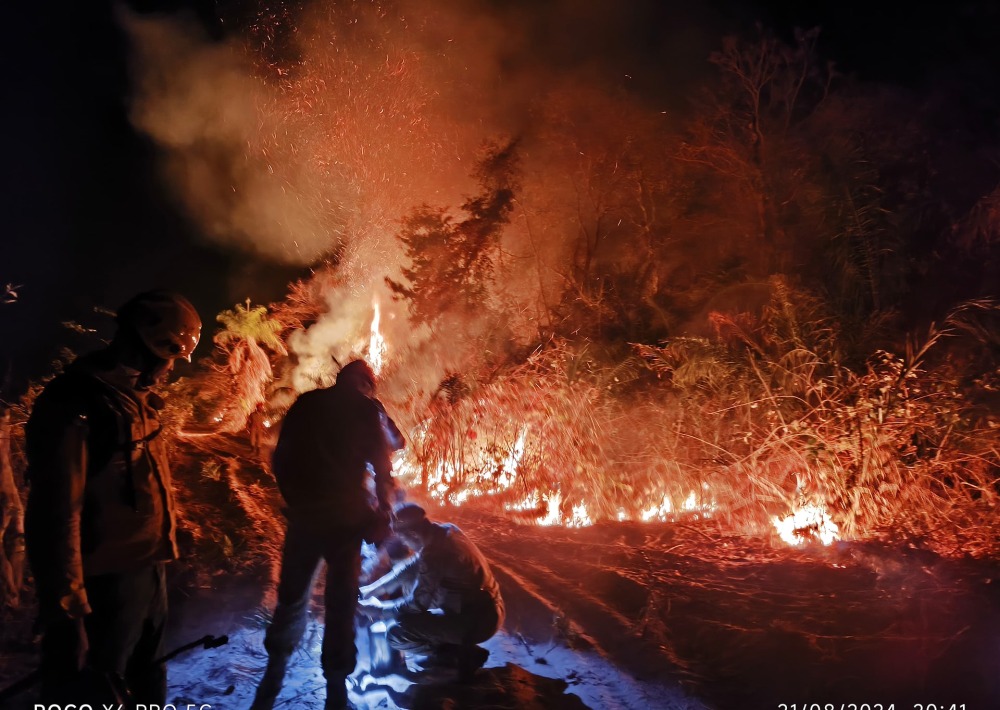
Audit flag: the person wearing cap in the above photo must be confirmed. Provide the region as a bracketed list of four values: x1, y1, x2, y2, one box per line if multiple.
[251, 359, 405, 710]
[357, 503, 504, 681]
[24, 290, 201, 703]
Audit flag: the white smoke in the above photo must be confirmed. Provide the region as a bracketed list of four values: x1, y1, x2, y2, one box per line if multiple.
[122, 9, 345, 264]
[120, 0, 694, 401]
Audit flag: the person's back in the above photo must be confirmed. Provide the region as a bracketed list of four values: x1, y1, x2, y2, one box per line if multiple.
[417, 523, 502, 615]
[271, 382, 389, 525]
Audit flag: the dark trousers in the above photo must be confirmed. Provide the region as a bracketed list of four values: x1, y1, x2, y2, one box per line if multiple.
[41, 563, 167, 704]
[386, 595, 503, 656]
[263, 519, 365, 684]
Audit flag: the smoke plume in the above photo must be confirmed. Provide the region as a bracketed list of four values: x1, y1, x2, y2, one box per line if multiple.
[121, 0, 717, 393]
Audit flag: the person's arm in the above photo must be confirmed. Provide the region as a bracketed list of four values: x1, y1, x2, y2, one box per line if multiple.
[359, 554, 420, 599]
[373, 398, 405, 451]
[358, 549, 443, 620]
[364, 401, 399, 512]
[385, 544, 447, 615]
[25, 384, 92, 624]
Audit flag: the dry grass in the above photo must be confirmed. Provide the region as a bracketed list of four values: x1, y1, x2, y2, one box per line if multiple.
[397, 292, 1000, 558]
[4, 287, 998, 604]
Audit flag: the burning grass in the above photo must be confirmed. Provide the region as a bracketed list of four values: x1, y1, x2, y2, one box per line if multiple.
[3, 286, 997, 612]
[135, 277, 982, 569]
[389, 290, 1000, 558]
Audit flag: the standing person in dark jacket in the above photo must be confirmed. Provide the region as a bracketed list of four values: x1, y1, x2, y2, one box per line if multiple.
[252, 359, 405, 710]
[357, 503, 504, 681]
[24, 290, 201, 704]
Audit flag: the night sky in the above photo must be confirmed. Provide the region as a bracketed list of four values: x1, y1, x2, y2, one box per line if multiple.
[2, 0, 998, 394]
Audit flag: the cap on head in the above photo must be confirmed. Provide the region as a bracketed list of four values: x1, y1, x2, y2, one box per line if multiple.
[392, 503, 427, 532]
[337, 359, 376, 392]
[117, 290, 202, 362]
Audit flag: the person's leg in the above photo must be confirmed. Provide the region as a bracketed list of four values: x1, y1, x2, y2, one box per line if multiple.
[39, 565, 167, 704]
[386, 609, 464, 657]
[387, 609, 495, 680]
[320, 531, 363, 710]
[36, 616, 87, 703]
[123, 563, 168, 703]
[253, 521, 322, 709]
[84, 565, 164, 702]
[454, 601, 501, 681]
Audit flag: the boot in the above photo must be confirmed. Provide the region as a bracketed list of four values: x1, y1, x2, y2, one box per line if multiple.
[250, 659, 287, 710]
[457, 645, 489, 683]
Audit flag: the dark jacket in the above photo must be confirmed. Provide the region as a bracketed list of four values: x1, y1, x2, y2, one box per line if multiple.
[271, 382, 399, 527]
[24, 351, 178, 620]
[389, 523, 504, 619]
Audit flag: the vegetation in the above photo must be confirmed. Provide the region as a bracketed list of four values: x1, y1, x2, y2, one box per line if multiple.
[376, 27, 1000, 556]
[388, 292, 999, 557]
[4, 24, 1000, 584]
[211, 299, 287, 433]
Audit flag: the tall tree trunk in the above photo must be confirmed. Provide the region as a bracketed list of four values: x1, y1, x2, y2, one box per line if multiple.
[0, 407, 26, 608]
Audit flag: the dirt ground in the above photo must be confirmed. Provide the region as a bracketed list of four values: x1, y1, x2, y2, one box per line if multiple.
[3, 507, 999, 710]
[457, 510, 1000, 709]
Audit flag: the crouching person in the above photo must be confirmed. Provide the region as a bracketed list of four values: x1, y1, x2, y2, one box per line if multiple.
[357, 503, 504, 681]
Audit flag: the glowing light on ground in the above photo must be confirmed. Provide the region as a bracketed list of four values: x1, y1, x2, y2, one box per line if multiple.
[503, 490, 591, 527]
[395, 422, 721, 530]
[395, 425, 529, 507]
[368, 297, 387, 375]
[772, 502, 840, 546]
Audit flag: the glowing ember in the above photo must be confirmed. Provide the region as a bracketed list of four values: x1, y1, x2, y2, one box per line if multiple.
[368, 297, 387, 375]
[503, 490, 591, 527]
[772, 503, 840, 546]
[396, 424, 529, 508]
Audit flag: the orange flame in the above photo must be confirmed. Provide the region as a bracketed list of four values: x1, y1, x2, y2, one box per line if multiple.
[369, 297, 387, 375]
[773, 502, 840, 546]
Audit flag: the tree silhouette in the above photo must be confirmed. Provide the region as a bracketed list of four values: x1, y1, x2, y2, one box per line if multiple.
[387, 140, 520, 326]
